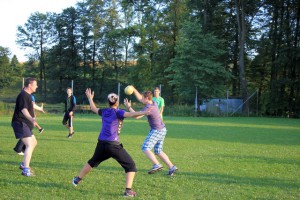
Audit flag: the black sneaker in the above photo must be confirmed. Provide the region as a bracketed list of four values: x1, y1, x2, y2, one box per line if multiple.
[13, 148, 24, 156]
[67, 132, 75, 138]
[72, 176, 82, 186]
[39, 128, 44, 134]
[124, 189, 137, 197]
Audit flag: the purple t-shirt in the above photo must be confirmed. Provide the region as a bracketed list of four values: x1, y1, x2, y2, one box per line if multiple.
[142, 101, 165, 130]
[98, 108, 125, 142]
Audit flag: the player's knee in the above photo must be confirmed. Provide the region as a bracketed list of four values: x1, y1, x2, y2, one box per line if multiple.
[125, 162, 137, 173]
[87, 159, 98, 168]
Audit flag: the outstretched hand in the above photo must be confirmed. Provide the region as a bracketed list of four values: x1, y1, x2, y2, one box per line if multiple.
[124, 98, 131, 109]
[85, 88, 94, 100]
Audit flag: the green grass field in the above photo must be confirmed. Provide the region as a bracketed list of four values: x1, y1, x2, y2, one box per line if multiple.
[0, 114, 299, 200]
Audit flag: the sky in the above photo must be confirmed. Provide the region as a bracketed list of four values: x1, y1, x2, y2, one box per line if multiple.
[0, 0, 79, 62]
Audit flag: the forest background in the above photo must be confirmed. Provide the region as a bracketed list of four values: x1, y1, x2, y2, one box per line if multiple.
[0, 0, 299, 117]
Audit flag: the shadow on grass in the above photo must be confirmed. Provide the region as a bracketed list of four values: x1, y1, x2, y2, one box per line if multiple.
[1, 159, 129, 172]
[0, 177, 75, 190]
[181, 171, 300, 189]
[213, 154, 300, 165]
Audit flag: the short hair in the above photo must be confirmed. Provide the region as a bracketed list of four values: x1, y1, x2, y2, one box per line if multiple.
[107, 93, 119, 106]
[142, 91, 153, 99]
[24, 77, 36, 87]
[67, 87, 72, 91]
[154, 87, 160, 91]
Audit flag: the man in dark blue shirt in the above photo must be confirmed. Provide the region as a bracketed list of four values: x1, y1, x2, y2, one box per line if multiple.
[11, 77, 38, 177]
[62, 87, 76, 138]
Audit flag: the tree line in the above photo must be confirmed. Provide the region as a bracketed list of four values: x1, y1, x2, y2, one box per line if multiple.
[0, 0, 299, 117]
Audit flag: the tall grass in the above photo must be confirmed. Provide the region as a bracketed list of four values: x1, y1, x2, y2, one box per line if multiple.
[0, 115, 299, 199]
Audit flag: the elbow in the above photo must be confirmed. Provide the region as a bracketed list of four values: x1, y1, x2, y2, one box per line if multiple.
[91, 107, 98, 113]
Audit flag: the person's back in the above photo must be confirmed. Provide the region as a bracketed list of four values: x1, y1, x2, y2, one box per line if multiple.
[99, 108, 124, 142]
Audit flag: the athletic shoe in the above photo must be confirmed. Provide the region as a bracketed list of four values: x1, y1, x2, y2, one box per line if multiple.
[19, 162, 25, 170]
[67, 132, 75, 138]
[22, 168, 35, 177]
[167, 165, 178, 176]
[39, 128, 44, 134]
[13, 148, 24, 156]
[72, 176, 82, 187]
[148, 164, 163, 174]
[124, 189, 137, 197]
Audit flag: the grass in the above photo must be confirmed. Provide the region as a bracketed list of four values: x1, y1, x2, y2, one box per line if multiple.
[0, 114, 299, 200]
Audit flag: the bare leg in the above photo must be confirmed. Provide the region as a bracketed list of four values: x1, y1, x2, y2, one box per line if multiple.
[143, 150, 160, 165]
[22, 135, 37, 168]
[68, 116, 74, 133]
[69, 126, 74, 133]
[125, 172, 135, 188]
[157, 152, 174, 169]
[78, 163, 93, 179]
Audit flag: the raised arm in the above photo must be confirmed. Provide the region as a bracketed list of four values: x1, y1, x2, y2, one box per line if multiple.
[85, 88, 99, 114]
[130, 85, 143, 103]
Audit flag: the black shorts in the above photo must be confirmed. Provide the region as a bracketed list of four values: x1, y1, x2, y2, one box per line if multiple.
[62, 112, 73, 127]
[88, 140, 137, 173]
[12, 121, 33, 139]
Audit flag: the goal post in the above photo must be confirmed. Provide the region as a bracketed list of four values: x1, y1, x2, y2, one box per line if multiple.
[230, 89, 259, 116]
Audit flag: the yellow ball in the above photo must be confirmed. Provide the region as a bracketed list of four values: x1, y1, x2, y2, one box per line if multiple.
[124, 86, 134, 95]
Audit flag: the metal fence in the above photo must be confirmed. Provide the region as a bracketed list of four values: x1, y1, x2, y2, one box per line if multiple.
[198, 90, 259, 116]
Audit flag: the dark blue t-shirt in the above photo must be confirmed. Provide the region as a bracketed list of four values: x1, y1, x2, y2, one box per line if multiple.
[12, 90, 35, 130]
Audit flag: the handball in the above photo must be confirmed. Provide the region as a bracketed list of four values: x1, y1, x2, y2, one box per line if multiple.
[124, 86, 134, 95]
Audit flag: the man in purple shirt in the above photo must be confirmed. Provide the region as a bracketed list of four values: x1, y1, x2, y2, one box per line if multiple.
[124, 86, 178, 176]
[72, 88, 150, 197]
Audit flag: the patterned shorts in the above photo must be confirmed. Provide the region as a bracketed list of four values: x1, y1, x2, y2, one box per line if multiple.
[142, 127, 167, 154]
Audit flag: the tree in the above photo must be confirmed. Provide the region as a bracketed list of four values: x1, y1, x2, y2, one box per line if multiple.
[0, 47, 11, 89]
[166, 20, 231, 103]
[234, 0, 249, 113]
[16, 12, 52, 97]
[102, 0, 124, 81]
[10, 55, 24, 78]
[86, 0, 105, 89]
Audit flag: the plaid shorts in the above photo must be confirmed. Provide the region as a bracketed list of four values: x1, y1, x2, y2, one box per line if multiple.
[142, 127, 167, 154]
